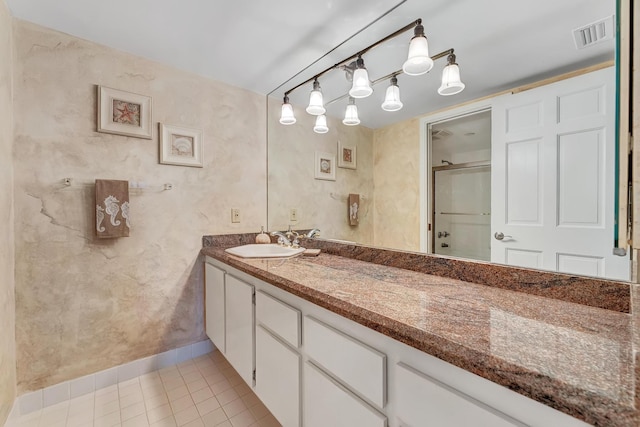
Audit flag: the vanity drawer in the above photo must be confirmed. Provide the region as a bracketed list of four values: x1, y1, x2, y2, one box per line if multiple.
[256, 290, 301, 348]
[304, 316, 386, 409]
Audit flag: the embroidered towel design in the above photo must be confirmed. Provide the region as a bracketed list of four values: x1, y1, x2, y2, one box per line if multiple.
[95, 179, 130, 238]
[348, 193, 359, 226]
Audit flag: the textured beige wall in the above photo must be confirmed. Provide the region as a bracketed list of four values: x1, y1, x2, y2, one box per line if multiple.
[0, 0, 16, 422]
[372, 118, 421, 251]
[13, 21, 266, 392]
[268, 98, 374, 244]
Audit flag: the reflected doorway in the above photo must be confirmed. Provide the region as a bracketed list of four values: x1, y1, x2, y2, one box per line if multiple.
[430, 110, 492, 262]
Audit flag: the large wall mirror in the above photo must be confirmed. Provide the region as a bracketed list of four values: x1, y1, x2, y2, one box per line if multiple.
[267, 0, 631, 281]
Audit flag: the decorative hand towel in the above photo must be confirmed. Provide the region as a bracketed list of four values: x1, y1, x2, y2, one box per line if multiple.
[348, 193, 360, 226]
[95, 179, 130, 238]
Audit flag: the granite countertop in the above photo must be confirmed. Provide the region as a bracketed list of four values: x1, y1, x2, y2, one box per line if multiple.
[201, 236, 638, 427]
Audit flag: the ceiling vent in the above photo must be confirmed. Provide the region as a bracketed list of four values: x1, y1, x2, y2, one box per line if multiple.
[573, 15, 615, 49]
[431, 129, 453, 140]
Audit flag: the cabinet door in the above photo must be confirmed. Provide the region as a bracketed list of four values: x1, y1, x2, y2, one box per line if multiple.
[255, 326, 300, 427]
[395, 362, 523, 427]
[225, 275, 254, 386]
[304, 362, 387, 427]
[204, 263, 225, 353]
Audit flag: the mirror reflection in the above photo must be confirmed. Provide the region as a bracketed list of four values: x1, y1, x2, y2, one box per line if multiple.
[267, 0, 629, 281]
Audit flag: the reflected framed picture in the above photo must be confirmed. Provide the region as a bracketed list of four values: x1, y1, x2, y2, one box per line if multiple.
[338, 140, 356, 169]
[159, 123, 203, 167]
[314, 151, 336, 181]
[97, 86, 152, 139]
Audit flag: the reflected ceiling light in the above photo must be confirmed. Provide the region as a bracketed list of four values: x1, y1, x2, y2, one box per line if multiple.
[381, 75, 403, 112]
[438, 53, 466, 96]
[306, 79, 326, 115]
[313, 114, 329, 134]
[343, 97, 360, 126]
[349, 56, 373, 99]
[278, 18, 465, 130]
[402, 20, 433, 76]
[279, 96, 296, 125]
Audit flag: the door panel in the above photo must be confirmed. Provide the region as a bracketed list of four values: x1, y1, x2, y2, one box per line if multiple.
[491, 67, 629, 280]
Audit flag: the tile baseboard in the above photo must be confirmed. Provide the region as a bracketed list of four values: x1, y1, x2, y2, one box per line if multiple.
[8, 339, 215, 419]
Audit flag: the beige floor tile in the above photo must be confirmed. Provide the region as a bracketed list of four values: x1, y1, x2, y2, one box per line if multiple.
[149, 415, 177, 427]
[144, 393, 170, 410]
[248, 403, 269, 421]
[122, 412, 149, 427]
[239, 394, 259, 409]
[167, 385, 189, 402]
[147, 403, 173, 424]
[215, 389, 239, 406]
[169, 395, 194, 414]
[214, 421, 232, 427]
[201, 407, 229, 427]
[120, 401, 146, 421]
[195, 396, 221, 417]
[93, 410, 121, 427]
[209, 380, 232, 396]
[233, 384, 251, 397]
[182, 418, 205, 427]
[163, 377, 186, 392]
[186, 379, 208, 394]
[96, 385, 118, 396]
[95, 390, 119, 406]
[228, 409, 256, 427]
[119, 391, 144, 408]
[174, 406, 200, 426]
[182, 371, 204, 384]
[94, 399, 120, 418]
[190, 387, 214, 405]
[222, 398, 247, 419]
[204, 373, 226, 387]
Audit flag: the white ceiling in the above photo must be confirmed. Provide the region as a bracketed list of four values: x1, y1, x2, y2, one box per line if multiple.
[6, 0, 616, 129]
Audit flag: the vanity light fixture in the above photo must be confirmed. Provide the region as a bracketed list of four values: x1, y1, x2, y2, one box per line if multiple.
[438, 53, 466, 96]
[313, 114, 329, 134]
[402, 20, 433, 76]
[278, 19, 465, 132]
[279, 96, 296, 125]
[349, 56, 373, 99]
[342, 97, 361, 126]
[306, 79, 326, 115]
[381, 75, 403, 111]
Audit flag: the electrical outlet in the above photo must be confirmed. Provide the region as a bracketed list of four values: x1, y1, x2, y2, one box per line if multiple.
[290, 208, 298, 222]
[231, 208, 241, 223]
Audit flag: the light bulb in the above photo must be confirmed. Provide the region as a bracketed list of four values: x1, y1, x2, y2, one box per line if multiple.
[438, 54, 465, 96]
[306, 79, 326, 115]
[313, 114, 329, 134]
[349, 57, 373, 98]
[343, 97, 360, 126]
[402, 23, 433, 76]
[279, 96, 296, 125]
[381, 76, 403, 112]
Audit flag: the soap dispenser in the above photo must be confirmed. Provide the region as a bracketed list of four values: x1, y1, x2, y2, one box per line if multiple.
[255, 226, 271, 244]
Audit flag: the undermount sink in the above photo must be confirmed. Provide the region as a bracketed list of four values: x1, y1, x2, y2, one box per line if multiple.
[225, 244, 305, 258]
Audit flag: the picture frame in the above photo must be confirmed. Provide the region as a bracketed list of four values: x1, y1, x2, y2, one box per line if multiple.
[337, 140, 357, 169]
[97, 86, 152, 139]
[159, 123, 204, 168]
[314, 151, 336, 181]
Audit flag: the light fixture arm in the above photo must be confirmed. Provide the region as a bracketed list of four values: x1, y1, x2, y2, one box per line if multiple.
[325, 48, 456, 106]
[283, 19, 423, 97]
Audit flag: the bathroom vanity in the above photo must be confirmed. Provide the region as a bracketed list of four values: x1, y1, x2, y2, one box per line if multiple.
[201, 234, 637, 427]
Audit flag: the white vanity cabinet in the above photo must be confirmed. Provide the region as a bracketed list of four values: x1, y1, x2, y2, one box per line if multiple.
[204, 257, 591, 427]
[255, 291, 302, 427]
[224, 274, 255, 386]
[204, 263, 225, 352]
[304, 361, 387, 427]
[395, 362, 522, 427]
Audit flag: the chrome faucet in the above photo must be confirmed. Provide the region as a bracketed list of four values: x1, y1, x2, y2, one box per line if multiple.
[306, 228, 321, 238]
[270, 231, 292, 247]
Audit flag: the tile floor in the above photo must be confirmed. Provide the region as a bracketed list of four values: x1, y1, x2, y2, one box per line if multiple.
[7, 350, 281, 427]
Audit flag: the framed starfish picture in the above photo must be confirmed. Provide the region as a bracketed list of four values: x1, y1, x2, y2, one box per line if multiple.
[97, 86, 152, 139]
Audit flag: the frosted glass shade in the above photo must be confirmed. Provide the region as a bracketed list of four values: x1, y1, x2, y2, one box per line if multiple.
[381, 84, 403, 112]
[279, 102, 296, 125]
[306, 88, 326, 115]
[313, 115, 329, 134]
[402, 36, 433, 76]
[349, 68, 373, 98]
[438, 63, 465, 96]
[343, 103, 360, 126]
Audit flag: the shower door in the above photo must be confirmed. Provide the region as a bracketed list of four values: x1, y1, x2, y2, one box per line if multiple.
[432, 163, 491, 261]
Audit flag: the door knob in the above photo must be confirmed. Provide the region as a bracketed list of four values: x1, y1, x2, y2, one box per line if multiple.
[494, 232, 512, 241]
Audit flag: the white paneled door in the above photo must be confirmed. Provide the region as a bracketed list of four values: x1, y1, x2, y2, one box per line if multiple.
[491, 67, 629, 280]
